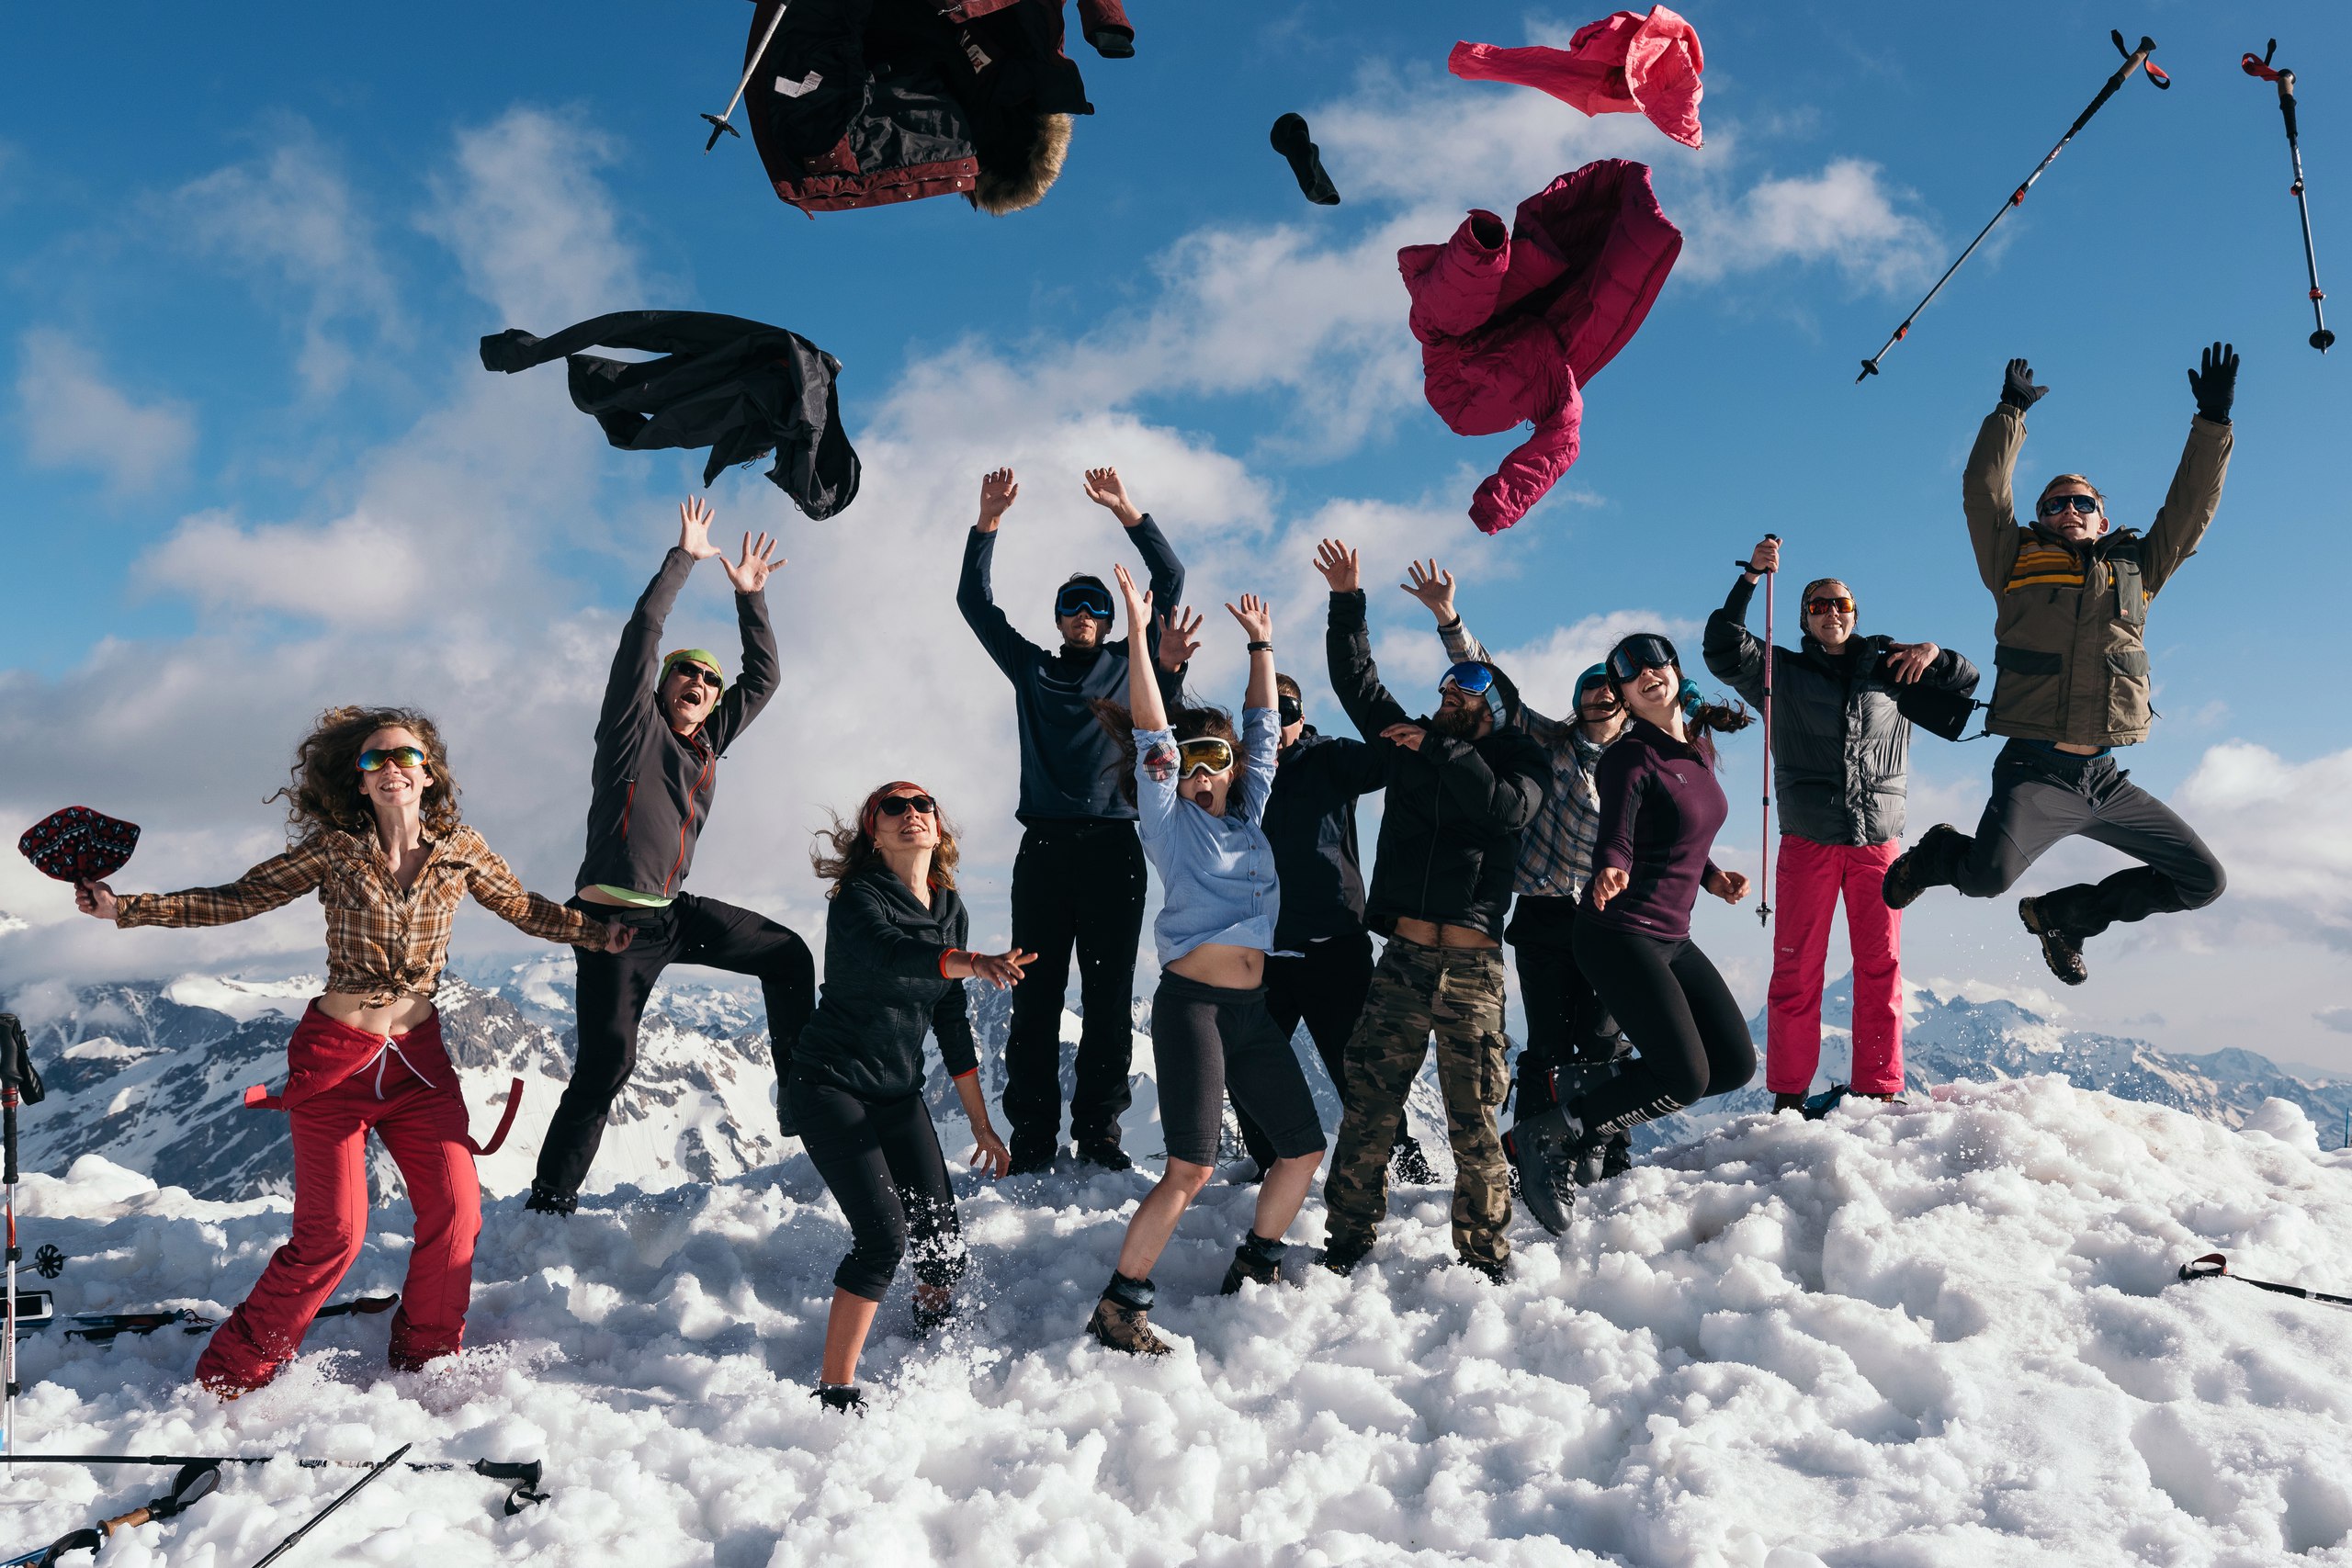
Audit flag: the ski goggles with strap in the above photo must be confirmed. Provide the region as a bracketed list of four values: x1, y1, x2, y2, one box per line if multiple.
[1439, 661, 1498, 702]
[1606, 635, 1680, 682]
[1176, 738, 1235, 777]
[356, 746, 429, 773]
[1055, 583, 1114, 619]
[1277, 693, 1304, 727]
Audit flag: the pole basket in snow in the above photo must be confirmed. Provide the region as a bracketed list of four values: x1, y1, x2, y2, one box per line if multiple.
[2243, 40, 2335, 352]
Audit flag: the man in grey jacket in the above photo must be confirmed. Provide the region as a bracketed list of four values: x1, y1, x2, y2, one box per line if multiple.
[1705, 538, 1977, 1110]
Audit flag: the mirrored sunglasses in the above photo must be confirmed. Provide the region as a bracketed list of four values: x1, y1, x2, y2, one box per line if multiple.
[356, 746, 428, 773]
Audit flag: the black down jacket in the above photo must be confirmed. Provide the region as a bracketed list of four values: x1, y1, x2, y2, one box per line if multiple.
[481, 310, 860, 521]
[1326, 590, 1547, 941]
[1702, 575, 1980, 847]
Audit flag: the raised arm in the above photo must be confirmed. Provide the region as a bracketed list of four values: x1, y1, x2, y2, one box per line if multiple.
[1113, 564, 1168, 732]
[103, 841, 331, 930]
[1702, 538, 1775, 709]
[1317, 539, 1410, 739]
[706, 520, 783, 750]
[1087, 468, 1186, 656]
[2142, 343, 2237, 594]
[1227, 593, 1279, 824]
[1962, 360, 2044, 595]
[957, 468, 1044, 677]
[1404, 561, 1566, 745]
[601, 506, 705, 738]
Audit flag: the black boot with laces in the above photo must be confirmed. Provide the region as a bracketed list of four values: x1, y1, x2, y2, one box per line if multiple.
[1219, 1232, 1286, 1295]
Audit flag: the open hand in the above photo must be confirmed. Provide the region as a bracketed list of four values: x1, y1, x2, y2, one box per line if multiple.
[1081, 467, 1143, 525]
[968, 947, 1035, 989]
[601, 922, 637, 954]
[1156, 605, 1204, 671]
[720, 531, 781, 594]
[1227, 593, 1272, 644]
[1589, 866, 1629, 909]
[1883, 641, 1939, 684]
[1313, 538, 1361, 593]
[969, 1124, 1012, 1179]
[679, 496, 721, 559]
[1111, 562, 1152, 623]
[74, 880, 119, 921]
[977, 468, 1019, 531]
[2188, 341, 2238, 424]
[1379, 722, 1428, 752]
[1703, 867, 1751, 905]
[1399, 558, 1456, 622]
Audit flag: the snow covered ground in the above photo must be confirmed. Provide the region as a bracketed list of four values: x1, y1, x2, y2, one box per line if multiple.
[2, 1075, 2347, 1565]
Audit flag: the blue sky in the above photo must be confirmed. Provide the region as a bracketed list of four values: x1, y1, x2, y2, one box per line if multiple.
[4, 3, 2348, 1067]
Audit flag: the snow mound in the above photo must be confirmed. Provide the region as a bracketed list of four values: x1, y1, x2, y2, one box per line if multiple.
[4, 1076, 2349, 1565]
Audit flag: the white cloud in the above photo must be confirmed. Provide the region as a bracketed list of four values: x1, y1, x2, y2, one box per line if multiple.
[165, 126, 403, 396]
[135, 509, 431, 619]
[417, 107, 642, 328]
[14, 330, 196, 495]
[2177, 740, 2352, 946]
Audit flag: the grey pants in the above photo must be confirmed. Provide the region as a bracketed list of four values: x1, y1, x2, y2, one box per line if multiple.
[1943, 740, 2226, 938]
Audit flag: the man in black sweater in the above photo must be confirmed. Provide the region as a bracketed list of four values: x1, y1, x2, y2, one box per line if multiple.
[957, 466, 1185, 1174]
[529, 499, 815, 1213]
[1312, 539, 1546, 1280]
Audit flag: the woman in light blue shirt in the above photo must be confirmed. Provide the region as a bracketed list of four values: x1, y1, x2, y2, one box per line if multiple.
[1080, 563, 1327, 1356]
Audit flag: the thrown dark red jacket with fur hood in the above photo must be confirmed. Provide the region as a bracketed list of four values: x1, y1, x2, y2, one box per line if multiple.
[745, 0, 1133, 216]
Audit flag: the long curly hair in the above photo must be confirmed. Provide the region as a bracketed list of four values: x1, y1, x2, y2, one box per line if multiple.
[270, 705, 462, 841]
[811, 782, 961, 898]
[1091, 701, 1243, 807]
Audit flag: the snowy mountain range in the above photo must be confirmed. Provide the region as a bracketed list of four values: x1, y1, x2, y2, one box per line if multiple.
[6, 963, 2346, 1201]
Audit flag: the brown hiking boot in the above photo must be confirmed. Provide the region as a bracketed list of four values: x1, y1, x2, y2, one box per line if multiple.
[1219, 1233, 1285, 1295]
[1882, 824, 1963, 910]
[2018, 897, 2088, 986]
[1087, 1295, 1170, 1356]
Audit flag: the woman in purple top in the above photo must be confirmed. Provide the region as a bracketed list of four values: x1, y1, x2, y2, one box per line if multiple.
[1507, 633, 1757, 1233]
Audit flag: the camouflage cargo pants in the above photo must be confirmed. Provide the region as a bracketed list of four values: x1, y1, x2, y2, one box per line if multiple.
[1322, 936, 1511, 1269]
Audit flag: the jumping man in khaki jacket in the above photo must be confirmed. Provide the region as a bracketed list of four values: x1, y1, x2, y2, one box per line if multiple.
[1880, 344, 2237, 986]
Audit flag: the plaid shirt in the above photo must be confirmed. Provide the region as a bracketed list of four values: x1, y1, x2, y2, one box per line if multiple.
[116, 825, 605, 1006]
[1440, 615, 1611, 899]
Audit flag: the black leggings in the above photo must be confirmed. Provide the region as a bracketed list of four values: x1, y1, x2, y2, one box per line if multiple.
[1507, 896, 1624, 1114]
[1153, 973, 1325, 1168]
[1569, 923, 1755, 1134]
[538, 891, 813, 1198]
[786, 1079, 966, 1303]
[1234, 931, 1379, 1168]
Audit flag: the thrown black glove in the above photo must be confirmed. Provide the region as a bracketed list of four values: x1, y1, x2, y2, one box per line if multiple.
[2000, 357, 2048, 412]
[2188, 341, 2238, 424]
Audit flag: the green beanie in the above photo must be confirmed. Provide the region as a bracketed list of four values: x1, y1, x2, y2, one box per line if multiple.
[662, 649, 724, 690]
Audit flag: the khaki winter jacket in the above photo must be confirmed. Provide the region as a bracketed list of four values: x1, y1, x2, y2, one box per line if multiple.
[1962, 403, 2231, 747]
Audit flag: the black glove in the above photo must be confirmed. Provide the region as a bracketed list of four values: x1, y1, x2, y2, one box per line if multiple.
[2188, 341, 2238, 424]
[2000, 357, 2048, 412]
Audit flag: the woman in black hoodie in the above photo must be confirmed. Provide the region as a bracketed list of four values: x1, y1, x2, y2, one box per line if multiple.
[788, 781, 1034, 1412]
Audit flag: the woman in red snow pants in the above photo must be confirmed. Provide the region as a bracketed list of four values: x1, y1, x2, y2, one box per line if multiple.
[77, 704, 625, 1393]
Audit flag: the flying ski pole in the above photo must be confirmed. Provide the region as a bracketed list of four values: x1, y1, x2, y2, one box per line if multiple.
[247, 1443, 408, 1568]
[2178, 1253, 2352, 1307]
[1859, 29, 2170, 381]
[2243, 40, 2335, 352]
[1758, 538, 1777, 927]
[702, 0, 794, 150]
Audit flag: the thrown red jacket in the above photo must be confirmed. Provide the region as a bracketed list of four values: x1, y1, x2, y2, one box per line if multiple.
[1450, 6, 1705, 150]
[1398, 160, 1681, 534]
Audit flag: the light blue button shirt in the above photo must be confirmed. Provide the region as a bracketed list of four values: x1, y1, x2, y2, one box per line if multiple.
[1135, 707, 1281, 966]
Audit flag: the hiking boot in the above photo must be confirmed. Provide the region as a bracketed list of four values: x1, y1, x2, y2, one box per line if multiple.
[1459, 1254, 1510, 1285]
[1218, 1232, 1286, 1295]
[813, 1383, 865, 1416]
[1087, 1274, 1169, 1356]
[1772, 1092, 1808, 1113]
[2019, 897, 2089, 986]
[524, 1185, 577, 1216]
[1389, 1135, 1438, 1186]
[1882, 824, 1964, 910]
[1599, 1134, 1633, 1181]
[1076, 1140, 1133, 1173]
[1505, 1104, 1591, 1236]
[1319, 1234, 1373, 1276]
[1006, 1140, 1060, 1177]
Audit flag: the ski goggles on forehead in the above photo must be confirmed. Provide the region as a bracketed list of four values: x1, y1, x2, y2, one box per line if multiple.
[1606, 636, 1679, 682]
[1176, 738, 1235, 777]
[1055, 583, 1114, 619]
[1805, 594, 1857, 615]
[1439, 661, 1497, 699]
[356, 746, 428, 773]
[2038, 493, 2101, 516]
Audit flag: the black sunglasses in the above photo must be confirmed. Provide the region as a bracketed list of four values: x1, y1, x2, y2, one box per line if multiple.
[2038, 494, 2101, 516]
[876, 794, 937, 818]
[670, 664, 722, 689]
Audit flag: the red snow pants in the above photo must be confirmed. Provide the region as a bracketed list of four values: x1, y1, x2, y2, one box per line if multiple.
[194, 1006, 481, 1394]
[1765, 836, 1905, 1098]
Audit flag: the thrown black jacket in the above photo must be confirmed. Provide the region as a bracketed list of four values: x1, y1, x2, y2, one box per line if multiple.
[1326, 591, 1547, 941]
[481, 310, 858, 520]
[1262, 726, 1384, 949]
[1702, 575, 1980, 846]
[793, 864, 978, 1100]
[573, 549, 777, 898]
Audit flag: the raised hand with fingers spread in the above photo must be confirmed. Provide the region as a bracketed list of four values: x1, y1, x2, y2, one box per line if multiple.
[680, 496, 723, 558]
[1156, 605, 1204, 672]
[1082, 467, 1144, 526]
[722, 532, 782, 595]
[1313, 538, 1361, 593]
[1399, 559, 1456, 623]
[976, 468, 1019, 533]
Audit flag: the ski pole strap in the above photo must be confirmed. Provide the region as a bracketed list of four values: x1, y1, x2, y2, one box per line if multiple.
[471, 1459, 548, 1515]
[2242, 51, 2284, 85]
[468, 1078, 526, 1157]
[12, 1528, 96, 1567]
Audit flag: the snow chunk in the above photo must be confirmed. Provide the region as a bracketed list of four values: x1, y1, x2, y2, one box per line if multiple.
[2242, 1096, 2320, 1152]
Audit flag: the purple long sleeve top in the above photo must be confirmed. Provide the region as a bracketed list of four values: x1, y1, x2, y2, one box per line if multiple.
[1583, 718, 1727, 942]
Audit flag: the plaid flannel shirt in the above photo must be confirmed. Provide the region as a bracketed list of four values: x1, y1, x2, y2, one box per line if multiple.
[116, 825, 605, 1006]
[1439, 614, 1610, 900]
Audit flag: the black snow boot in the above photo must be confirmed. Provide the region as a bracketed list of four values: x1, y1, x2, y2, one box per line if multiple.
[2018, 897, 2090, 986]
[1006, 1139, 1060, 1177]
[1599, 1134, 1633, 1180]
[1550, 1057, 1623, 1186]
[1882, 824, 1965, 910]
[1772, 1092, 1808, 1114]
[1319, 1232, 1373, 1277]
[1505, 1103, 1594, 1236]
[1389, 1134, 1438, 1186]
[1087, 1272, 1170, 1356]
[524, 1185, 577, 1216]
[1219, 1232, 1287, 1295]
[813, 1383, 865, 1416]
[1076, 1140, 1133, 1173]
[1270, 113, 1341, 206]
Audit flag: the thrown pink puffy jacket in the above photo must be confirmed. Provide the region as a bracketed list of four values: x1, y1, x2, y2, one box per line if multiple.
[1398, 159, 1681, 535]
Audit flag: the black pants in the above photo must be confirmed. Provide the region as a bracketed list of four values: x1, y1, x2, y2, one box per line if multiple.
[536, 891, 814, 1198]
[1506, 896, 1625, 1116]
[1154, 972, 1325, 1168]
[1002, 818, 1148, 1159]
[1234, 930, 1377, 1169]
[1942, 741, 2226, 938]
[1569, 923, 1755, 1135]
[787, 1078, 965, 1303]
